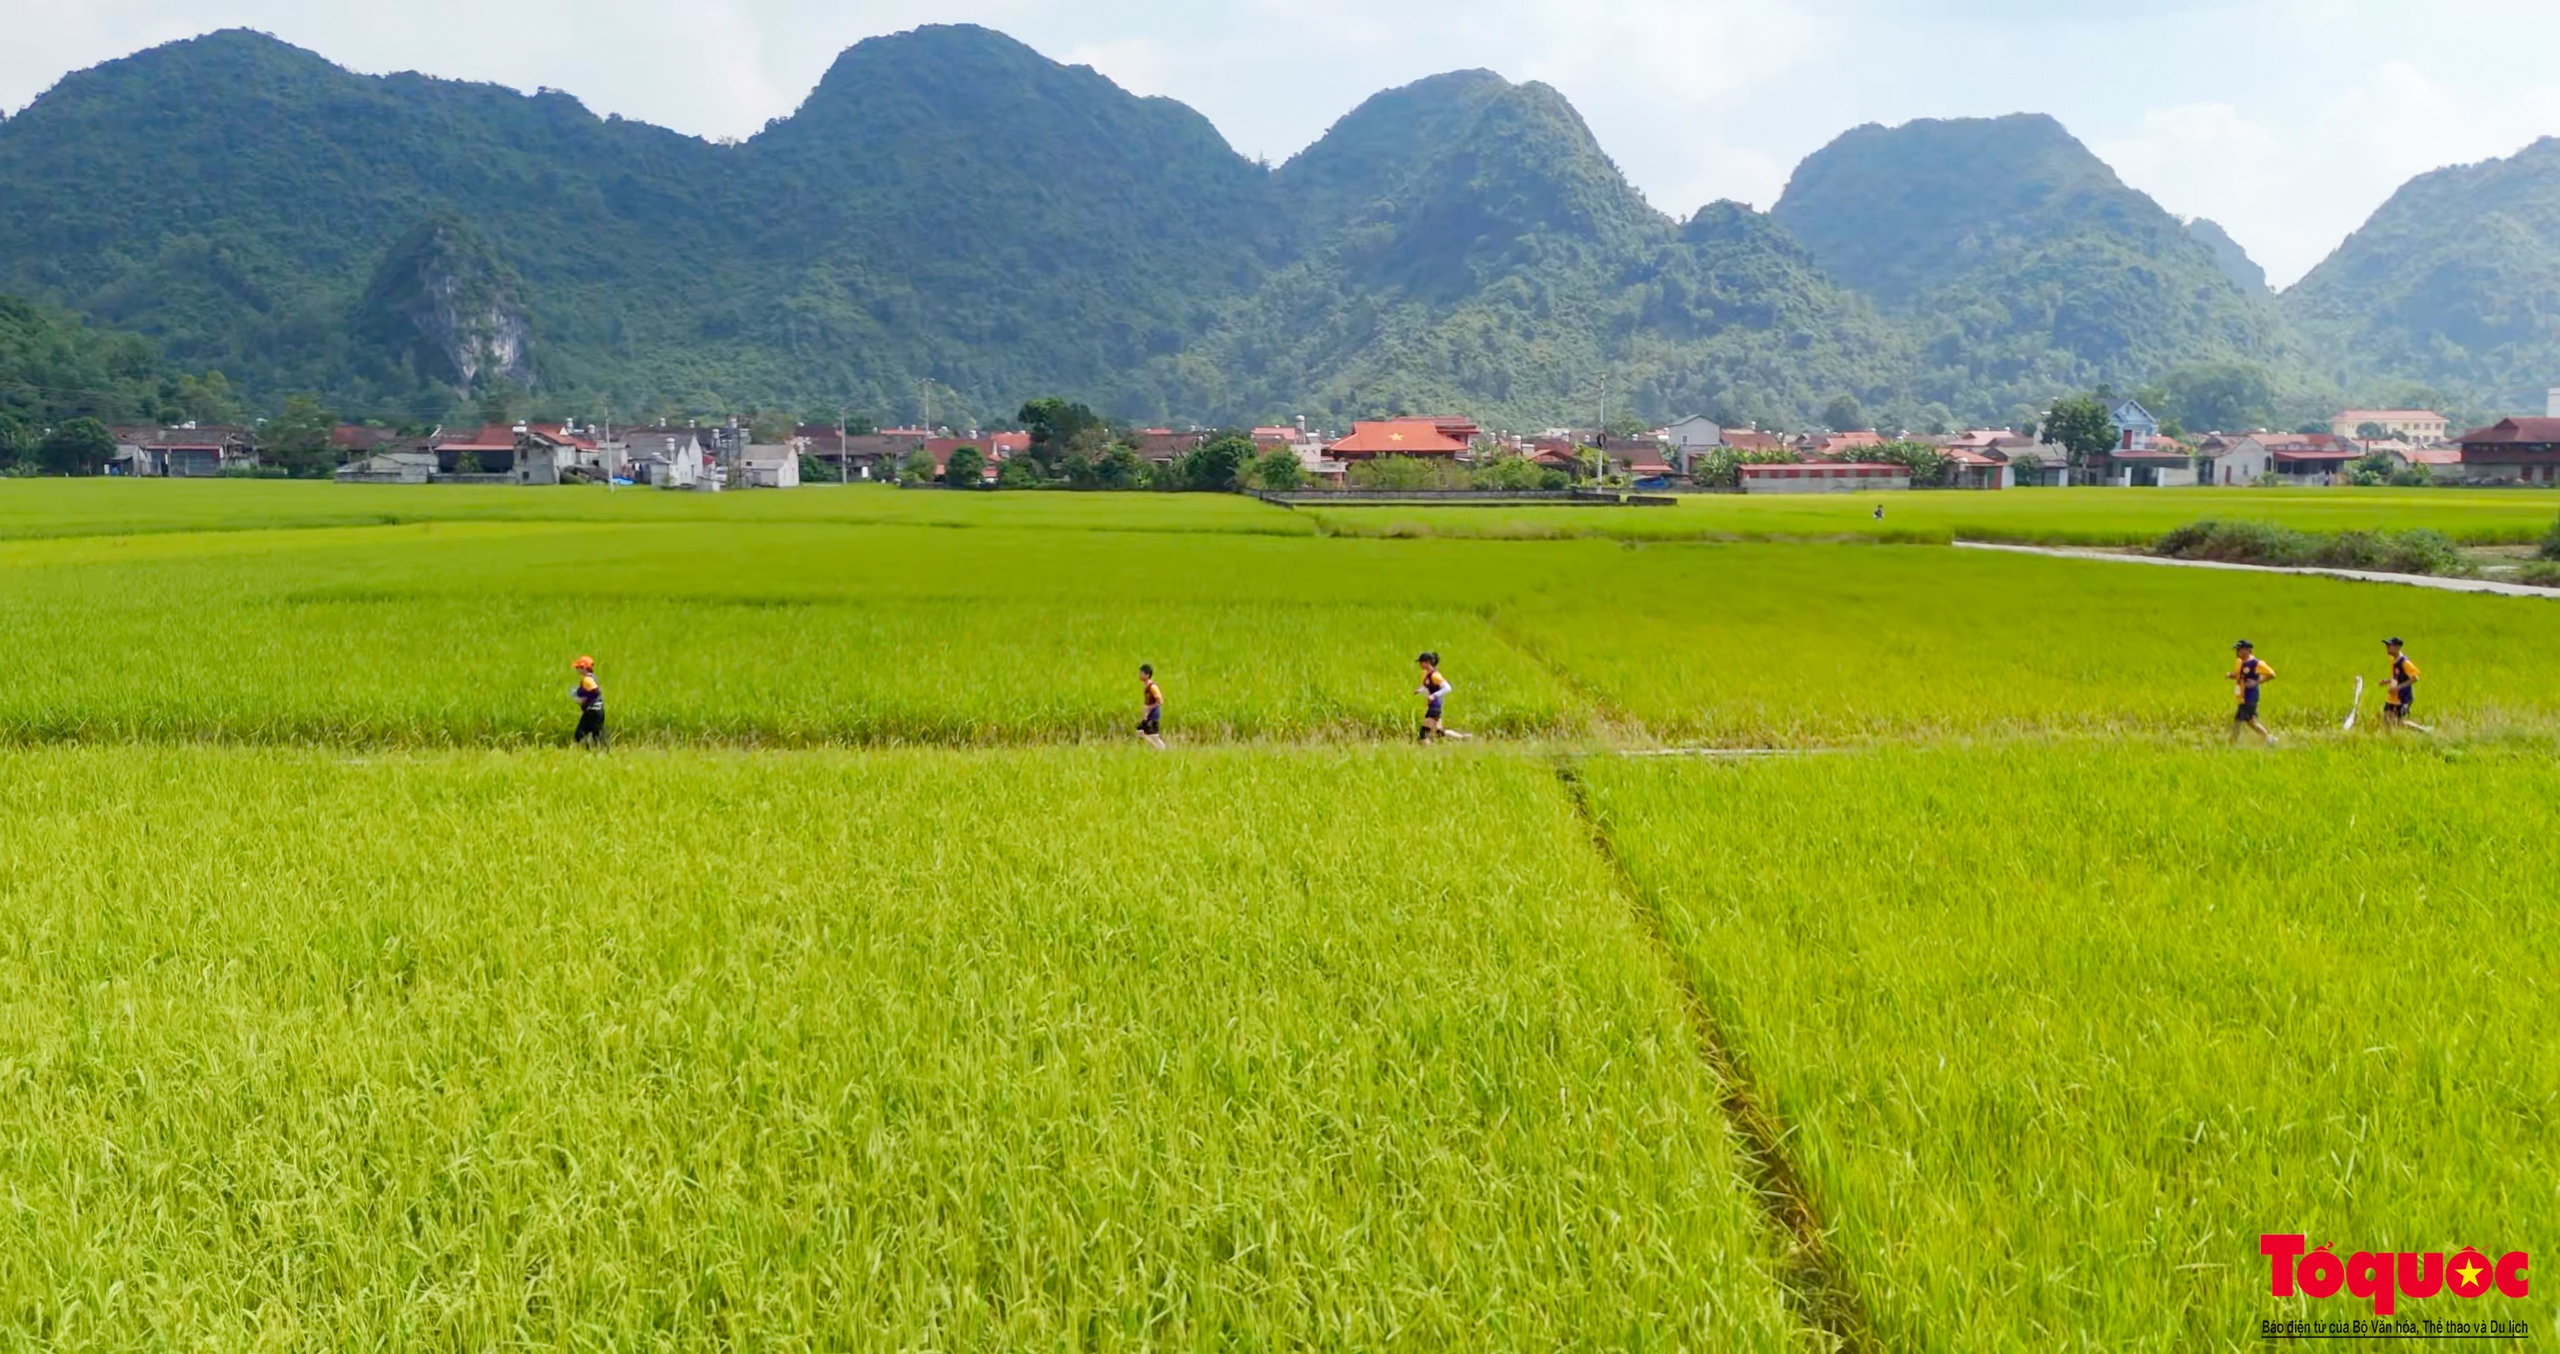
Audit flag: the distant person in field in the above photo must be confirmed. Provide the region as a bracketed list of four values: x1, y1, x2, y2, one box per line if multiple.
[2229, 640, 2275, 744]
[1873, 504, 1885, 522]
[1416, 652, 1467, 743]
[572, 655, 607, 749]
[2382, 637, 2427, 732]
[1137, 664, 1166, 749]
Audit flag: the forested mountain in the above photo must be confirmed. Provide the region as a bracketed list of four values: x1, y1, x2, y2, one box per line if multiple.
[5, 26, 2513, 431]
[2286, 137, 2560, 412]
[1770, 114, 2302, 423]
[1155, 71, 1901, 429]
[0, 294, 237, 432]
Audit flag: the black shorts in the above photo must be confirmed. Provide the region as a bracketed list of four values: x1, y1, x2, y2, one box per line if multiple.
[2234, 700, 2260, 722]
[1138, 707, 1161, 734]
[1425, 702, 1444, 721]
[2387, 684, 2414, 713]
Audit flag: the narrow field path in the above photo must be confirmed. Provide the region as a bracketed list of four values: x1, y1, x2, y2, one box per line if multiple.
[1954, 539, 2560, 597]
[1552, 759, 1882, 1354]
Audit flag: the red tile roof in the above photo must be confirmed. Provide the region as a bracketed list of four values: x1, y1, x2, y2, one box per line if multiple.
[1327, 420, 1467, 457]
[2457, 417, 2560, 444]
[434, 424, 520, 453]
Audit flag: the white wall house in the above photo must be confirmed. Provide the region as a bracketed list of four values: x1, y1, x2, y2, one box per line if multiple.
[741, 445, 801, 488]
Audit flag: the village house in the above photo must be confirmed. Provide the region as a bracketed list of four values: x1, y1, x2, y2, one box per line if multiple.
[1663, 415, 1723, 473]
[1942, 447, 2012, 490]
[2334, 408, 2448, 444]
[2453, 417, 2560, 484]
[1802, 430, 1884, 459]
[1326, 420, 1469, 460]
[1741, 461, 1911, 494]
[1720, 428, 1787, 455]
[2383, 444, 2466, 481]
[110, 424, 259, 477]
[2108, 398, 2161, 452]
[616, 429, 707, 488]
[740, 445, 801, 488]
[1989, 433, 2070, 487]
[1132, 429, 1207, 463]
[429, 424, 523, 481]
[2204, 432, 2358, 486]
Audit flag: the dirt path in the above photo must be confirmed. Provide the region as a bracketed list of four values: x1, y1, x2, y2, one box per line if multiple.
[1954, 540, 2560, 598]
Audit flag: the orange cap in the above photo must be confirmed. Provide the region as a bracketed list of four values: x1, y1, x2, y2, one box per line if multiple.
[573, 655, 595, 671]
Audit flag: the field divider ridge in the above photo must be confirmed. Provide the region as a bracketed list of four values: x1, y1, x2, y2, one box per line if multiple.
[1550, 757, 1883, 1354]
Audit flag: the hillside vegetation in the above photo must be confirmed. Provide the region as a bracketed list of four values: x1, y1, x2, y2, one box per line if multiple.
[2287, 135, 2560, 413]
[4, 25, 2513, 430]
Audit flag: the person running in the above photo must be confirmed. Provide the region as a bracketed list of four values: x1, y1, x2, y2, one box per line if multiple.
[2228, 640, 2276, 744]
[1137, 663, 1166, 749]
[1872, 504, 1885, 522]
[571, 655, 607, 749]
[1416, 652, 1468, 743]
[2382, 637, 2428, 732]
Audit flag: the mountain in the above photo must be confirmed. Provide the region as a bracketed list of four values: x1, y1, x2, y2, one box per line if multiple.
[0, 293, 236, 435]
[2285, 137, 2560, 411]
[0, 25, 1272, 424]
[3, 30, 2365, 430]
[1157, 72, 1899, 430]
[2186, 218, 2269, 295]
[1772, 114, 2301, 421]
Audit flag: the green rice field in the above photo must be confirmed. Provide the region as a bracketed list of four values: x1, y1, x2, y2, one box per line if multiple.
[1301, 485, 2560, 545]
[0, 480, 2550, 1349]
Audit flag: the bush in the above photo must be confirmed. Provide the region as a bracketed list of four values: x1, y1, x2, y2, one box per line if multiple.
[996, 457, 1044, 490]
[2153, 520, 2468, 576]
[1254, 448, 1305, 491]
[2537, 515, 2560, 562]
[798, 453, 842, 484]
[2515, 560, 2560, 588]
[1471, 453, 1565, 491]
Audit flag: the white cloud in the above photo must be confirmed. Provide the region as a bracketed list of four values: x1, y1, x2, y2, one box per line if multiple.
[2102, 63, 2560, 288]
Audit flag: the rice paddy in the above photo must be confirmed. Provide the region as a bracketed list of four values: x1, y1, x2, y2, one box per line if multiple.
[1, 480, 2550, 1349]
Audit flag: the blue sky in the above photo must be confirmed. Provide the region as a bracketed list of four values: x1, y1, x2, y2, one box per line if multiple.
[10, 0, 2560, 286]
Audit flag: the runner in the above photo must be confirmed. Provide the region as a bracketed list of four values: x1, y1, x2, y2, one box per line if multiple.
[1416, 652, 1467, 743]
[2228, 640, 2276, 745]
[2382, 637, 2428, 732]
[1137, 663, 1166, 749]
[571, 655, 607, 750]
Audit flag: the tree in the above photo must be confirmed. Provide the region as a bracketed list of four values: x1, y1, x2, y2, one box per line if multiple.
[1017, 398, 1104, 474]
[941, 444, 985, 487]
[1861, 438, 1952, 487]
[1821, 394, 1869, 433]
[476, 385, 518, 428]
[37, 417, 116, 476]
[2356, 421, 2390, 441]
[2295, 421, 2333, 436]
[1471, 452, 1562, 490]
[898, 448, 937, 485]
[997, 455, 1043, 489]
[750, 412, 793, 445]
[2039, 395, 2118, 471]
[798, 453, 842, 483]
[1178, 433, 1255, 492]
[1254, 447, 1305, 491]
[1692, 446, 1797, 489]
[1094, 445, 1145, 490]
[262, 394, 337, 478]
[0, 412, 31, 470]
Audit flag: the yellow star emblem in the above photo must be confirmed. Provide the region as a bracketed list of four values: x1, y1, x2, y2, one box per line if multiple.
[2454, 1259, 2486, 1291]
[1389, 433, 1404, 441]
